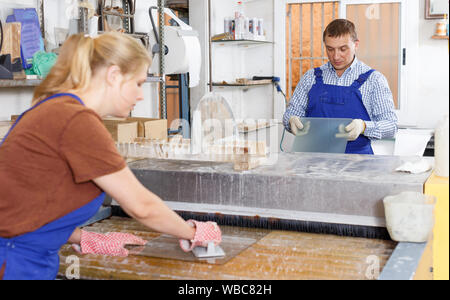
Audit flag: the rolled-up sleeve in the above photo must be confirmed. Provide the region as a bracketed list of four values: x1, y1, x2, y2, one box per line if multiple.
[283, 70, 315, 132]
[364, 72, 398, 140]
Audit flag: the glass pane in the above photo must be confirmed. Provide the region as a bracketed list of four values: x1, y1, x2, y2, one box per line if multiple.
[346, 3, 400, 109]
[125, 228, 268, 265]
[287, 118, 353, 154]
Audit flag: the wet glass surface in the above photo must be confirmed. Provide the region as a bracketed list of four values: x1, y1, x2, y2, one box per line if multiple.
[125, 227, 269, 265]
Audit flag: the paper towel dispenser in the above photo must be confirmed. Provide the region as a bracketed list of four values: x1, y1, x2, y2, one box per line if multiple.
[148, 7, 201, 87]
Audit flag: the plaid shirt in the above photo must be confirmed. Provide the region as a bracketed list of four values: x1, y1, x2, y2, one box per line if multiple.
[283, 58, 398, 140]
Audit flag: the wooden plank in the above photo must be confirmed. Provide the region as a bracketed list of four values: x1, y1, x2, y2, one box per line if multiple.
[238, 121, 272, 133]
[58, 217, 397, 280]
[233, 155, 263, 171]
[235, 78, 273, 85]
[431, 35, 449, 40]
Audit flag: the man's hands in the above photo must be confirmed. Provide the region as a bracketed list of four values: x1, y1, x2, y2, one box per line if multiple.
[291, 117, 366, 141]
[289, 116, 304, 136]
[344, 119, 366, 141]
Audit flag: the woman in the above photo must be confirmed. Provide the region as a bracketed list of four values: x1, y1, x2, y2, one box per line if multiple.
[0, 32, 221, 280]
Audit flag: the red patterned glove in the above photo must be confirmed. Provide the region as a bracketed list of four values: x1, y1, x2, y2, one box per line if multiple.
[179, 220, 222, 252]
[72, 230, 147, 257]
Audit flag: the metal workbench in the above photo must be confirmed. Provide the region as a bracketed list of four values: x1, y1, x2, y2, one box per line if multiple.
[66, 152, 435, 280]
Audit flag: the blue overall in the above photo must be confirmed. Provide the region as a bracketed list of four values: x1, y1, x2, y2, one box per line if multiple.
[0, 93, 105, 280]
[306, 68, 375, 155]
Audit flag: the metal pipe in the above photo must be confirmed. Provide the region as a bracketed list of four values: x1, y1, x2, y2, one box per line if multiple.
[208, 0, 212, 92]
[321, 2, 325, 65]
[79, 6, 89, 34]
[310, 3, 314, 70]
[39, 0, 45, 39]
[158, 0, 167, 120]
[332, 1, 336, 20]
[299, 4, 303, 81]
[292, 57, 329, 60]
[288, 5, 292, 99]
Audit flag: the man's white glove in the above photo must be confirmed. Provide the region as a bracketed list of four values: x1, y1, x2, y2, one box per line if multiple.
[344, 119, 366, 141]
[289, 116, 304, 136]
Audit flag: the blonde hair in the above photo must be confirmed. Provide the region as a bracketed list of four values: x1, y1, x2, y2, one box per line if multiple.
[32, 32, 151, 105]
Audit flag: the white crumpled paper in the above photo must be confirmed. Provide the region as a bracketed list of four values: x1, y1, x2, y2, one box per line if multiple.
[396, 159, 433, 174]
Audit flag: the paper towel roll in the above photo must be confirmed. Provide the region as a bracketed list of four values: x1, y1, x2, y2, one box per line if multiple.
[150, 27, 201, 87]
[184, 35, 201, 88]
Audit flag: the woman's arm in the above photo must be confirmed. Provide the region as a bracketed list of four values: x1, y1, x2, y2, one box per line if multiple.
[90, 166, 196, 240]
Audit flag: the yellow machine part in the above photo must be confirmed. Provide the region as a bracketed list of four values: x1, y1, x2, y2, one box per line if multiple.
[425, 173, 449, 280]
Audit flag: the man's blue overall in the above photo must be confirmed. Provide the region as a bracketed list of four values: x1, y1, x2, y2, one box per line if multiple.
[306, 68, 375, 154]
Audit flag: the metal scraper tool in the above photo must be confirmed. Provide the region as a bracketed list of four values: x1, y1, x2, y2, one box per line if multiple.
[192, 242, 226, 258]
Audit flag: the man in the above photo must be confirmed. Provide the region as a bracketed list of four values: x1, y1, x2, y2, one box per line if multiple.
[283, 19, 398, 154]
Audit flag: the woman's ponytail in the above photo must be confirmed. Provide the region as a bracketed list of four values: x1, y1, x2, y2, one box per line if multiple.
[68, 35, 94, 90]
[32, 34, 95, 105]
[32, 32, 151, 105]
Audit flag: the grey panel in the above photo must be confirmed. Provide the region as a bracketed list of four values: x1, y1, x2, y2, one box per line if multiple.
[128, 153, 432, 224]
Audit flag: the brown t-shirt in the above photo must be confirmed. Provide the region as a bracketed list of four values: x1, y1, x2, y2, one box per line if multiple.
[0, 95, 126, 238]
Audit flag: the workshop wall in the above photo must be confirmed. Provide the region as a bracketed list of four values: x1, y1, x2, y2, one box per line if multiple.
[415, 0, 449, 129]
[0, 0, 160, 121]
[1, 0, 449, 130]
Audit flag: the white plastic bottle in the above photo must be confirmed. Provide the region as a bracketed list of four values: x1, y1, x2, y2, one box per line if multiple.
[234, 1, 245, 40]
[249, 17, 258, 39]
[224, 17, 232, 34]
[244, 17, 250, 39]
[435, 115, 449, 177]
[258, 18, 264, 38]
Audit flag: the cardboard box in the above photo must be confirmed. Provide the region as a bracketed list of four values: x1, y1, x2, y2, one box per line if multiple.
[144, 119, 167, 140]
[125, 117, 168, 141]
[103, 117, 168, 141]
[102, 119, 138, 143]
[0, 121, 12, 139]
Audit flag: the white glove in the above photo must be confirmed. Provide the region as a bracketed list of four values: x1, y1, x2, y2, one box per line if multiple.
[344, 119, 366, 141]
[289, 116, 304, 136]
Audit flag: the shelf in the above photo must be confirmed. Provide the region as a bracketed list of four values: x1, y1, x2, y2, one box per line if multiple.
[0, 79, 42, 88]
[146, 76, 164, 83]
[0, 76, 161, 88]
[211, 39, 273, 47]
[102, 10, 135, 18]
[211, 82, 272, 88]
[238, 121, 274, 134]
[432, 35, 449, 40]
